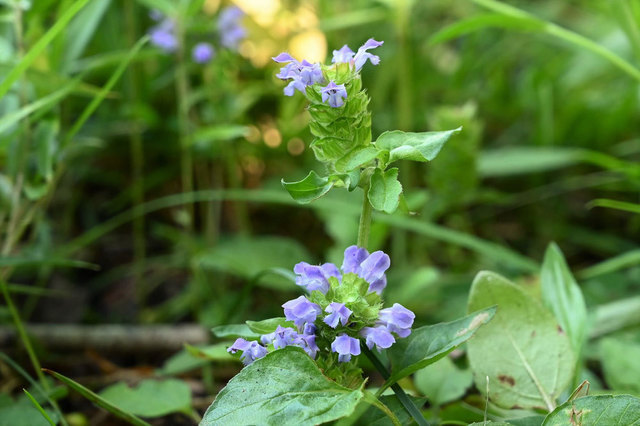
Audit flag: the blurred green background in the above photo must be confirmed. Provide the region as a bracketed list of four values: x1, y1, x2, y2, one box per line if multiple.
[0, 0, 639, 423]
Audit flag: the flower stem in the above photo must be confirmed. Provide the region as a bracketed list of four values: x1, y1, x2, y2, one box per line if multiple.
[362, 345, 429, 426]
[357, 185, 373, 249]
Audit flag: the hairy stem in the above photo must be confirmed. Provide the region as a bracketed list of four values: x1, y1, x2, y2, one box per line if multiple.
[357, 185, 373, 249]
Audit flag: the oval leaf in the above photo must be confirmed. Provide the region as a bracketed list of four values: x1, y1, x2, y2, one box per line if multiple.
[368, 168, 402, 214]
[201, 347, 363, 425]
[541, 243, 587, 355]
[374, 128, 461, 164]
[385, 306, 496, 389]
[282, 171, 333, 204]
[99, 379, 191, 418]
[543, 395, 640, 425]
[467, 271, 575, 411]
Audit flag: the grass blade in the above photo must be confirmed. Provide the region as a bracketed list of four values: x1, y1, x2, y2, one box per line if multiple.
[23, 389, 56, 426]
[43, 369, 151, 426]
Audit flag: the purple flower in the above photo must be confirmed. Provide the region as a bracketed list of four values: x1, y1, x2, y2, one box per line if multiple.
[273, 54, 324, 96]
[294, 262, 340, 293]
[262, 326, 299, 349]
[149, 18, 177, 53]
[332, 44, 355, 63]
[218, 6, 246, 49]
[282, 296, 322, 329]
[353, 38, 383, 71]
[331, 334, 361, 362]
[323, 302, 352, 328]
[298, 333, 319, 359]
[378, 303, 415, 338]
[227, 338, 268, 365]
[361, 326, 395, 351]
[192, 42, 215, 64]
[321, 81, 347, 108]
[341, 245, 390, 294]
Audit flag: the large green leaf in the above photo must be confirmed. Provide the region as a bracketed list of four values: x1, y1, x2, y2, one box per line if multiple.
[368, 168, 402, 214]
[415, 356, 473, 406]
[282, 171, 334, 204]
[467, 272, 575, 411]
[211, 324, 260, 340]
[201, 347, 363, 425]
[374, 128, 461, 164]
[335, 146, 380, 172]
[99, 379, 191, 418]
[542, 395, 640, 425]
[385, 306, 496, 389]
[540, 243, 587, 356]
[600, 338, 640, 394]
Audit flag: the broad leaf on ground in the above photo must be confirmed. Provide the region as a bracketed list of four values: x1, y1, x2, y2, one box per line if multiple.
[467, 271, 575, 411]
[600, 338, 640, 394]
[543, 395, 640, 425]
[201, 346, 363, 425]
[385, 306, 496, 389]
[414, 356, 473, 406]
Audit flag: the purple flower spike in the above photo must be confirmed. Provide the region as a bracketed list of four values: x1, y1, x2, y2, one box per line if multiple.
[149, 18, 177, 53]
[332, 44, 355, 64]
[227, 338, 268, 365]
[321, 81, 347, 108]
[218, 6, 246, 50]
[331, 334, 361, 362]
[378, 303, 415, 338]
[323, 302, 352, 328]
[342, 245, 369, 274]
[282, 296, 322, 329]
[361, 326, 395, 351]
[192, 42, 215, 64]
[360, 251, 390, 294]
[273, 54, 324, 96]
[353, 38, 383, 71]
[294, 262, 340, 294]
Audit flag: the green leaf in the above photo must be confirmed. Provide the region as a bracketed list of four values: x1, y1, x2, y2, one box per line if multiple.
[22, 390, 55, 426]
[588, 199, 640, 214]
[61, 0, 111, 71]
[540, 243, 587, 356]
[467, 271, 575, 411]
[246, 317, 293, 335]
[197, 236, 309, 290]
[368, 168, 402, 214]
[335, 146, 380, 172]
[0, 400, 57, 426]
[282, 171, 334, 204]
[99, 379, 191, 418]
[357, 395, 427, 426]
[157, 343, 235, 375]
[542, 395, 640, 425]
[192, 125, 249, 152]
[430, 13, 544, 45]
[600, 338, 640, 394]
[34, 120, 58, 182]
[374, 128, 461, 164]
[201, 347, 363, 425]
[414, 356, 473, 406]
[44, 369, 150, 426]
[477, 147, 583, 177]
[385, 306, 496, 389]
[211, 324, 260, 340]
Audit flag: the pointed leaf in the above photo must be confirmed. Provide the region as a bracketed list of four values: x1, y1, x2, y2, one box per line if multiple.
[385, 306, 496, 389]
[368, 168, 402, 214]
[374, 128, 461, 164]
[414, 356, 473, 406]
[201, 347, 363, 425]
[543, 395, 640, 425]
[246, 317, 294, 335]
[335, 146, 380, 172]
[282, 171, 333, 204]
[99, 379, 191, 417]
[467, 271, 575, 411]
[540, 243, 587, 355]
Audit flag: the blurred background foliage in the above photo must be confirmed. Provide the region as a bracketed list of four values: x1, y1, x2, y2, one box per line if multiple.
[0, 0, 639, 423]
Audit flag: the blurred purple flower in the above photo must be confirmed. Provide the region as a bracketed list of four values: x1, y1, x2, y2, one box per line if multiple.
[331, 334, 361, 362]
[192, 42, 215, 63]
[361, 326, 395, 351]
[218, 6, 246, 50]
[378, 303, 415, 338]
[294, 262, 340, 293]
[321, 81, 347, 108]
[282, 296, 322, 329]
[148, 15, 177, 53]
[323, 302, 352, 328]
[227, 338, 268, 365]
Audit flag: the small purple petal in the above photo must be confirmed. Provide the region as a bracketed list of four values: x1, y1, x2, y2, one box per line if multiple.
[323, 302, 352, 328]
[341, 245, 369, 274]
[361, 326, 395, 351]
[227, 338, 251, 354]
[294, 262, 340, 293]
[228, 339, 267, 365]
[272, 52, 296, 63]
[331, 334, 361, 363]
[360, 251, 390, 293]
[378, 303, 415, 338]
[353, 38, 384, 71]
[192, 42, 215, 64]
[332, 44, 355, 64]
[282, 296, 322, 329]
[321, 81, 347, 108]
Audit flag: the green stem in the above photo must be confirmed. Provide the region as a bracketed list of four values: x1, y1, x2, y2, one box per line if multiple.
[357, 186, 373, 248]
[362, 390, 402, 426]
[362, 345, 429, 426]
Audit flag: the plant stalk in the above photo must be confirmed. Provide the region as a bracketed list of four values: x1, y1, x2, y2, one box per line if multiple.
[357, 186, 373, 248]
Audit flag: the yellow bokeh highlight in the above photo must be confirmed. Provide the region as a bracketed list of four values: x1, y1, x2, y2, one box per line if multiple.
[289, 30, 327, 63]
[203, 0, 221, 15]
[233, 0, 280, 26]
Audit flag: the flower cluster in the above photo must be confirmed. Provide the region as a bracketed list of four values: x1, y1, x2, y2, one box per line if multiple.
[272, 38, 383, 108]
[148, 6, 246, 64]
[227, 246, 415, 367]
